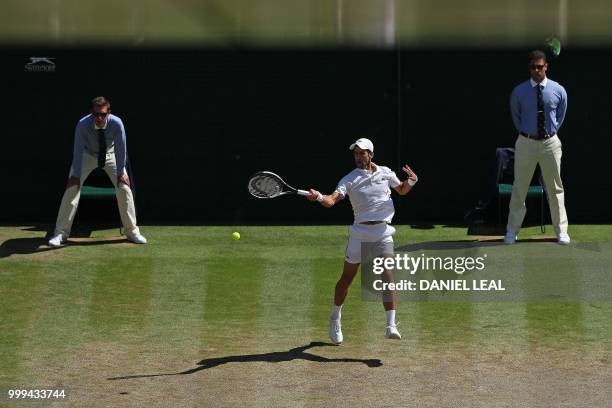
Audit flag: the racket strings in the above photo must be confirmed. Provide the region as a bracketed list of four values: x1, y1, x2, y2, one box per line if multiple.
[249, 175, 284, 198]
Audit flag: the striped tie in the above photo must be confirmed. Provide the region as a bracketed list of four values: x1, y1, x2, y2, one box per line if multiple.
[97, 129, 106, 168]
[536, 85, 546, 138]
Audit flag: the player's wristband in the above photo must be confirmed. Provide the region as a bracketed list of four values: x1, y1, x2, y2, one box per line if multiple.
[316, 193, 324, 202]
[407, 177, 418, 187]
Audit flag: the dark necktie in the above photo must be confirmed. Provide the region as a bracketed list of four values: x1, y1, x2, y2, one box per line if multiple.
[97, 129, 107, 168]
[536, 85, 546, 138]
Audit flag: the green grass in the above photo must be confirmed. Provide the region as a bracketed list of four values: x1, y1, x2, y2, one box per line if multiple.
[0, 224, 611, 406]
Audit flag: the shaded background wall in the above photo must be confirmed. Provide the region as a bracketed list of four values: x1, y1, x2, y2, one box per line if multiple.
[2, 47, 611, 224]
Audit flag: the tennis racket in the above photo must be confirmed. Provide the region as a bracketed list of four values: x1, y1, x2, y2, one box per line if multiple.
[248, 171, 309, 199]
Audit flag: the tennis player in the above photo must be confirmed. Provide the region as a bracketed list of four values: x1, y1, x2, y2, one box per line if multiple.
[306, 138, 418, 344]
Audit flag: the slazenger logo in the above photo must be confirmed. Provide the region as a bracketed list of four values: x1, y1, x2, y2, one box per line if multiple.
[25, 57, 56, 72]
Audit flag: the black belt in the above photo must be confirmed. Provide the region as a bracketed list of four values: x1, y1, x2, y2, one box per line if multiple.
[520, 132, 554, 140]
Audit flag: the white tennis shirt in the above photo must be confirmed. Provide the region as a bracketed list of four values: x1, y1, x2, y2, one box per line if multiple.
[335, 164, 401, 224]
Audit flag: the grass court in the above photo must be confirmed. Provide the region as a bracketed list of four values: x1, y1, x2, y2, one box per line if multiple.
[1, 224, 611, 406]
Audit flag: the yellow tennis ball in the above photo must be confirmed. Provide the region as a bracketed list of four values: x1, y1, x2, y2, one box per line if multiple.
[232, 232, 241, 240]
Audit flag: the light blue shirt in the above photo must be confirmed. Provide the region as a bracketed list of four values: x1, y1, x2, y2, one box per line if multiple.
[510, 77, 568, 136]
[71, 114, 127, 177]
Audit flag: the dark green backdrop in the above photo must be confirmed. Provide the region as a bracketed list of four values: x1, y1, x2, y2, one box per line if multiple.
[2, 47, 610, 224]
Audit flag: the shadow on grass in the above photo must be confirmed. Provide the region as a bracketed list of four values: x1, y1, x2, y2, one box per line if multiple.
[108, 342, 382, 380]
[466, 223, 552, 237]
[19, 223, 119, 238]
[513, 237, 558, 243]
[0, 237, 131, 258]
[395, 236, 562, 253]
[395, 240, 507, 252]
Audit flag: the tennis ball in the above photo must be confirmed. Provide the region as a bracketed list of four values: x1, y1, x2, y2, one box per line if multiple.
[232, 232, 241, 241]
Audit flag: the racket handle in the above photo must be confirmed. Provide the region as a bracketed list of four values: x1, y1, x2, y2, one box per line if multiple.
[297, 189, 310, 196]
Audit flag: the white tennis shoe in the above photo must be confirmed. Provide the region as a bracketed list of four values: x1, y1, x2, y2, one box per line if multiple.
[126, 232, 147, 244]
[503, 231, 517, 244]
[558, 233, 570, 245]
[386, 324, 401, 340]
[329, 318, 343, 345]
[48, 233, 66, 247]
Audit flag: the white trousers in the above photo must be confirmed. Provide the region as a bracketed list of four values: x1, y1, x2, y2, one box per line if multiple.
[507, 134, 568, 235]
[53, 149, 140, 237]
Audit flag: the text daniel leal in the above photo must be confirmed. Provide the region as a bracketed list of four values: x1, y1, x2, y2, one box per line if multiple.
[373, 280, 505, 291]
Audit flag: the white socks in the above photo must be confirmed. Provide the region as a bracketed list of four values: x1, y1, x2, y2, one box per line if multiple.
[331, 305, 395, 326]
[330, 304, 342, 320]
[386, 309, 396, 327]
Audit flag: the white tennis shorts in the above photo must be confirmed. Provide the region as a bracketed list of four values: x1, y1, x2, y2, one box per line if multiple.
[345, 223, 396, 264]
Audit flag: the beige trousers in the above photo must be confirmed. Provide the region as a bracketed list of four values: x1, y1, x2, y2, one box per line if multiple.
[53, 148, 140, 237]
[507, 134, 568, 235]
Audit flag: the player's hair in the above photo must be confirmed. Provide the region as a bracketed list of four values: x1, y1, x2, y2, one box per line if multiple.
[528, 50, 547, 63]
[91, 96, 111, 109]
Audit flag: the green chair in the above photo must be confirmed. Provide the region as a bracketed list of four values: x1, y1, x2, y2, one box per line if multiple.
[74, 155, 137, 236]
[74, 170, 122, 235]
[497, 183, 546, 233]
[80, 185, 116, 199]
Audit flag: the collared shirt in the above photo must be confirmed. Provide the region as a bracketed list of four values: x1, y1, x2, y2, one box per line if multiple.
[94, 118, 108, 130]
[510, 77, 568, 136]
[335, 163, 401, 224]
[71, 113, 127, 176]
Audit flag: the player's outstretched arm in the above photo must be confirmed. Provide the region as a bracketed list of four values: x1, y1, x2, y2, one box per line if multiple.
[394, 165, 418, 196]
[306, 190, 343, 208]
